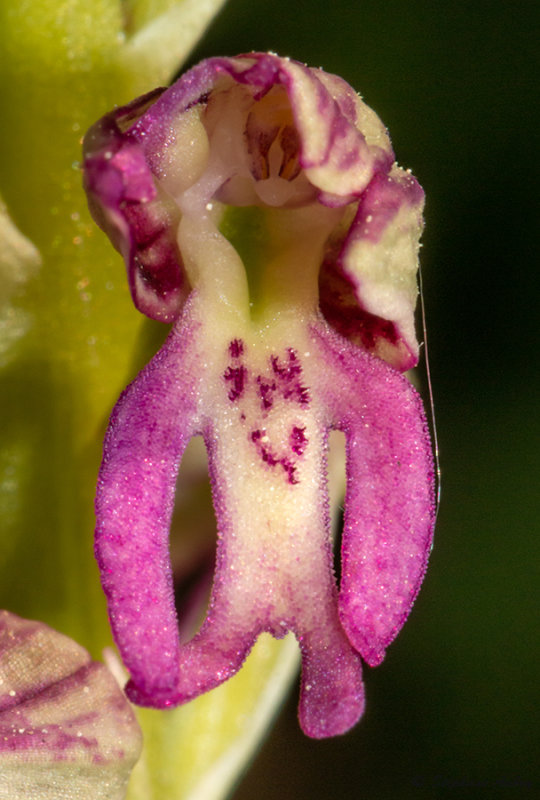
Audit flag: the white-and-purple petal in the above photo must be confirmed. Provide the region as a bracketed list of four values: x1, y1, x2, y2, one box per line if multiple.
[83, 90, 189, 322]
[0, 611, 141, 799]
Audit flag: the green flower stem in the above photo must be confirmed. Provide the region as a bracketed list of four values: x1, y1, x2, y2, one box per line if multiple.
[0, 0, 227, 652]
[0, 0, 150, 651]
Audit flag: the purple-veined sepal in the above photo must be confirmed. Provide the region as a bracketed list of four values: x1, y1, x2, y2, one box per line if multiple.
[0, 611, 142, 799]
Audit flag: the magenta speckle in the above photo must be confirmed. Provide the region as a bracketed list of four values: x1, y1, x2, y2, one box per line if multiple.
[264, 349, 310, 407]
[256, 376, 277, 410]
[295, 385, 310, 405]
[229, 338, 244, 358]
[271, 349, 301, 380]
[281, 458, 299, 484]
[290, 425, 308, 456]
[223, 365, 247, 402]
[245, 350, 313, 484]
[250, 429, 301, 484]
[261, 445, 279, 467]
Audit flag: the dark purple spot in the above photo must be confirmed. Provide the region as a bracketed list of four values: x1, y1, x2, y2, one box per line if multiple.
[285, 384, 310, 405]
[290, 425, 308, 456]
[271, 349, 301, 380]
[257, 376, 277, 410]
[229, 339, 244, 358]
[261, 446, 279, 467]
[223, 365, 247, 402]
[281, 457, 299, 484]
[249, 429, 301, 485]
[268, 350, 310, 407]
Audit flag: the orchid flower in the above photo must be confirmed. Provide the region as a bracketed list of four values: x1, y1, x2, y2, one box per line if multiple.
[83, 53, 435, 740]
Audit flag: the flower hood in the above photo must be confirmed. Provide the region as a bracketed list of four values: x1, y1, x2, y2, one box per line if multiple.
[83, 53, 435, 739]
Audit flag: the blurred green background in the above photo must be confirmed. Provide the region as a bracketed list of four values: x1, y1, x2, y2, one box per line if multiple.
[187, 1, 539, 797]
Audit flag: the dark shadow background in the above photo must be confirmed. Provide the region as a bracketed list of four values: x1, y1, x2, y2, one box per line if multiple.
[186, 2, 539, 797]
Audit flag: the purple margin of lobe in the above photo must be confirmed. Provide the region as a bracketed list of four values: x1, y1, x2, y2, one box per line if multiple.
[83, 89, 188, 322]
[310, 321, 435, 666]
